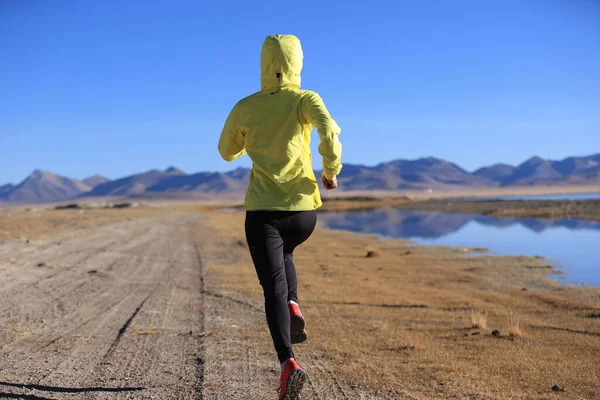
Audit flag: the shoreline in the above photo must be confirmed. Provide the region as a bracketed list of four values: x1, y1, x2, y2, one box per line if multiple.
[320, 223, 580, 289]
[317, 199, 599, 288]
[321, 184, 600, 200]
[320, 197, 600, 222]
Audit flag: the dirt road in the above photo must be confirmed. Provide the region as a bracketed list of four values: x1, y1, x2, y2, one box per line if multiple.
[0, 213, 368, 400]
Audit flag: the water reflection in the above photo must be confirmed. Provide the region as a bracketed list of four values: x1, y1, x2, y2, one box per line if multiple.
[320, 210, 600, 239]
[320, 210, 600, 286]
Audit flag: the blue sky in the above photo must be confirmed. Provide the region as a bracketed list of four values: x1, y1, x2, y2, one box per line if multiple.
[1, 0, 599, 184]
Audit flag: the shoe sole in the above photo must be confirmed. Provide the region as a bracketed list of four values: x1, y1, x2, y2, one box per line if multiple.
[281, 369, 307, 400]
[290, 315, 307, 344]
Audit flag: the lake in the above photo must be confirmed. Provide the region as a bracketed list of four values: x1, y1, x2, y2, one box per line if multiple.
[319, 210, 600, 286]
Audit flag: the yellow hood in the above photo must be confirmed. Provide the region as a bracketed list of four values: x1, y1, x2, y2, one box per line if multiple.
[260, 34, 303, 90]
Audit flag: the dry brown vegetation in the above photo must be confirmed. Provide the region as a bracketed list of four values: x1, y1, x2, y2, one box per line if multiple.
[0, 206, 166, 240]
[320, 196, 412, 212]
[508, 315, 524, 338]
[470, 310, 488, 330]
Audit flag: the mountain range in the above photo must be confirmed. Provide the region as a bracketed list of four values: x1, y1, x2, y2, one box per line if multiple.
[1, 154, 598, 204]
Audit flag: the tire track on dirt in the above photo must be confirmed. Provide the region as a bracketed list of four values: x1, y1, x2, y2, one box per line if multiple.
[0, 214, 207, 400]
[80, 215, 208, 400]
[192, 233, 207, 400]
[100, 293, 152, 363]
[0, 222, 158, 359]
[0, 393, 57, 400]
[80, 215, 206, 399]
[201, 289, 263, 313]
[12, 220, 174, 390]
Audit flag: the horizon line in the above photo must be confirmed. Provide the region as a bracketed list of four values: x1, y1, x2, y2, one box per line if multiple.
[3, 151, 599, 185]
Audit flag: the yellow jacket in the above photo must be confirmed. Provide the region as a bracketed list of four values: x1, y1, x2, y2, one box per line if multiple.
[218, 34, 342, 211]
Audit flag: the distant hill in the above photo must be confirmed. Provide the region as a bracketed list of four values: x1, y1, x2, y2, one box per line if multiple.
[501, 156, 562, 186]
[82, 175, 111, 188]
[0, 183, 15, 196]
[335, 163, 405, 190]
[84, 168, 186, 197]
[146, 171, 247, 194]
[164, 166, 187, 176]
[473, 163, 515, 183]
[320, 158, 490, 191]
[226, 167, 252, 182]
[376, 157, 487, 185]
[500, 154, 600, 186]
[1, 154, 598, 204]
[554, 155, 600, 176]
[372, 157, 490, 189]
[0, 170, 91, 203]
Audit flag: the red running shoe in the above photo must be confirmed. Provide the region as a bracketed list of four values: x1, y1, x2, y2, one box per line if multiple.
[289, 303, 307, 344]
[278, 359, 307, 400]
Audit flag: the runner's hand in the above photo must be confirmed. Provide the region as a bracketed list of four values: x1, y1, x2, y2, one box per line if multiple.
[321, 173, 338, 190]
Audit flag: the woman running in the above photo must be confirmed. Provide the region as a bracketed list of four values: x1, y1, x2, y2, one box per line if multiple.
[218, 34, 342, 400]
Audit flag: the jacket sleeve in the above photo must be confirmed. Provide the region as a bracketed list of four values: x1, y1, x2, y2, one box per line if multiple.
[302, 91, 342, 180]
[218, 103, 247, 162]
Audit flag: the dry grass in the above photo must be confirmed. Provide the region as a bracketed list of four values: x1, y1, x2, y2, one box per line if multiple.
[135, 330, 157, 336]
[199, 208, 600, 399]
[470, 310, 488, 329]
[0, 206, 166, 240]
[320, 196, 412, 212]
[508, 314, 524, 337]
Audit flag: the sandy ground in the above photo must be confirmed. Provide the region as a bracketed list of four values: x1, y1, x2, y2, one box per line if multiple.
[0, 213, 204, 399]
[0, 206, 599, 399]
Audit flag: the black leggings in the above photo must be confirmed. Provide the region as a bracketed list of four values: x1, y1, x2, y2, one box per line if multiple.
[245, 210, 317, 363]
